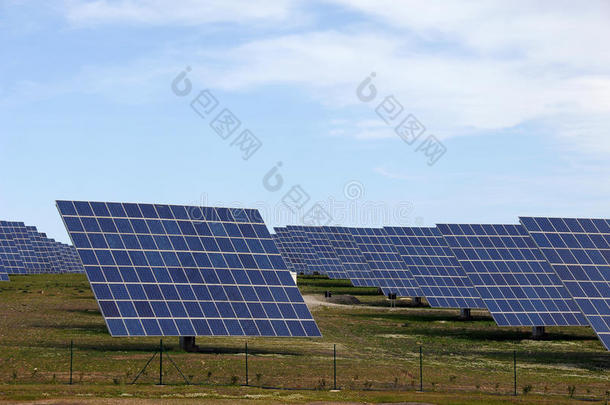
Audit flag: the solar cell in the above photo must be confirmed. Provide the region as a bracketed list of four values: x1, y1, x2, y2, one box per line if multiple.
[520, 217, 610, 350]
[348, 227, 422, 297]
[319, 226, 380, 288]
[385, 226, 484, 309]
[437, 223, 587, 327]
[286, 226, 348, 279]
[57, 200, 321, 337]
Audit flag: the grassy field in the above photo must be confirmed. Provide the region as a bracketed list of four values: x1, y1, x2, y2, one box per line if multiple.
[0, 274, 608, 404]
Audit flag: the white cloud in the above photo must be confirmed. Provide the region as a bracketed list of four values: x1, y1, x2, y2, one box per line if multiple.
[10, 1, 610, 154]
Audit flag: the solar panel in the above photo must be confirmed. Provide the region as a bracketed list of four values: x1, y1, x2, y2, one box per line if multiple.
[385, 226, 484, 309]
[348, 227, 422, 297]
[520, 217, 610, 350]
[275, 227, 325, 275]
[272, 233, 292, 271]
[437, 223, 587, 327]
[319, 226, 380, 288]
[57, 200, 321, 337]
[273, 228, 308, 273]
[0, 221, 46, 273]
[0, 228, 25, 274]
[286, 226, 348, 279]
[0, 257, 9, 281]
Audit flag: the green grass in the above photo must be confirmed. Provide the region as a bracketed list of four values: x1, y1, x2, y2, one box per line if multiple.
[0, 274, 609, 404]
[296, 275, 381, 296]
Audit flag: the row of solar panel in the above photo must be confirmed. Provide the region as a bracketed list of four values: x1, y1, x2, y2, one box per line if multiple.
[0, 220, 85, 278]
[57, 201, 322, 338]
[51, 201, 608, 348]
[273, 219, 609, 350]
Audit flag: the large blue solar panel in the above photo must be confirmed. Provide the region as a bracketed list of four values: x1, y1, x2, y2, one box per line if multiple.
[438, 223, 587, 327]
[273, 229, 308, 273]
[348, 227, 422, 297]
[286, 226, 348, 279]
[385, 226, 484, 309]
[319, 227, 380, 288]
[57, 200, 321, 337]
[272, 233, 293, 271]
[520, 217, 610, 350]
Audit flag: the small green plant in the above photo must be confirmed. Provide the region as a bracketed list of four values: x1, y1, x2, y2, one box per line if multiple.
[112, 377, 120, 385]
[363, 380, 373, 390]
[230, 375, 238, 385]
[568, 385, 576, 398]
[51, 374, 56, 384]
[449, 375, 456, 383]
[317, 378, 327, 390]
[523, 385, 532, 395]
[495, 382, 500, 392]
[393, 376, 399, 388]
[206, 370, 212, 381]
[11, 371, 17, 383]
[255, 373, 262, 387]
[431, 381, 437, 391]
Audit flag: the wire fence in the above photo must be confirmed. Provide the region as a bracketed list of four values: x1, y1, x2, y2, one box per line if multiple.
[4, 339, 609, 403]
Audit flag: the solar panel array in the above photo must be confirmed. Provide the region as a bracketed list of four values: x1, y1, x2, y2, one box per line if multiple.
[57, 200, 321, 337]
[274, 227, 325, 275]
[385, 226, 484, 309]
[521, 217, 610, 350]
[322, 227, 380, 288]
[437, 224, 587, 327]
[0, 220, 83, 274]
[287, 226, 348, 279]
[348, 227, 422, 297]
[273, 229, 308, 273]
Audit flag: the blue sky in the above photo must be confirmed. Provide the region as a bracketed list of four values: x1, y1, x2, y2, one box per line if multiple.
[1, 1, 610, 243]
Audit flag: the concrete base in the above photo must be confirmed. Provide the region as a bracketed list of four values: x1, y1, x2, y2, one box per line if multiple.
[412, 297, 423, 306]
[531, 326, 546, 339]
[179, 336, 199, 352]
[459, 308, 472, 320]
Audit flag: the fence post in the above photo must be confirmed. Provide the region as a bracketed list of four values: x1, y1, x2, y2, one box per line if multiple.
[245, 341, 249, 386]
[513, 350, 517, 396]
[333, 344, 337, 390]
[159, 339, 163, 386]
[69, 340, 73, 385]
[419, 345, 423, 392]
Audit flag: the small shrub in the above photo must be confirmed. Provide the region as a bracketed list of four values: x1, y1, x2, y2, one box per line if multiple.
[230, 375, 238, 385]
[568, 385, 576, 398]
[113, 377, 120, 385]
[523, 385, 532, 395]
[449, 375, 456, 383]
[393, 376, 399, 388]
[255, 373, 262, 387]
[494, 382, 500, 392]
[316, 378, 327, 390]
[206, 371, 212, 381]
[363, 380, 372, 390]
